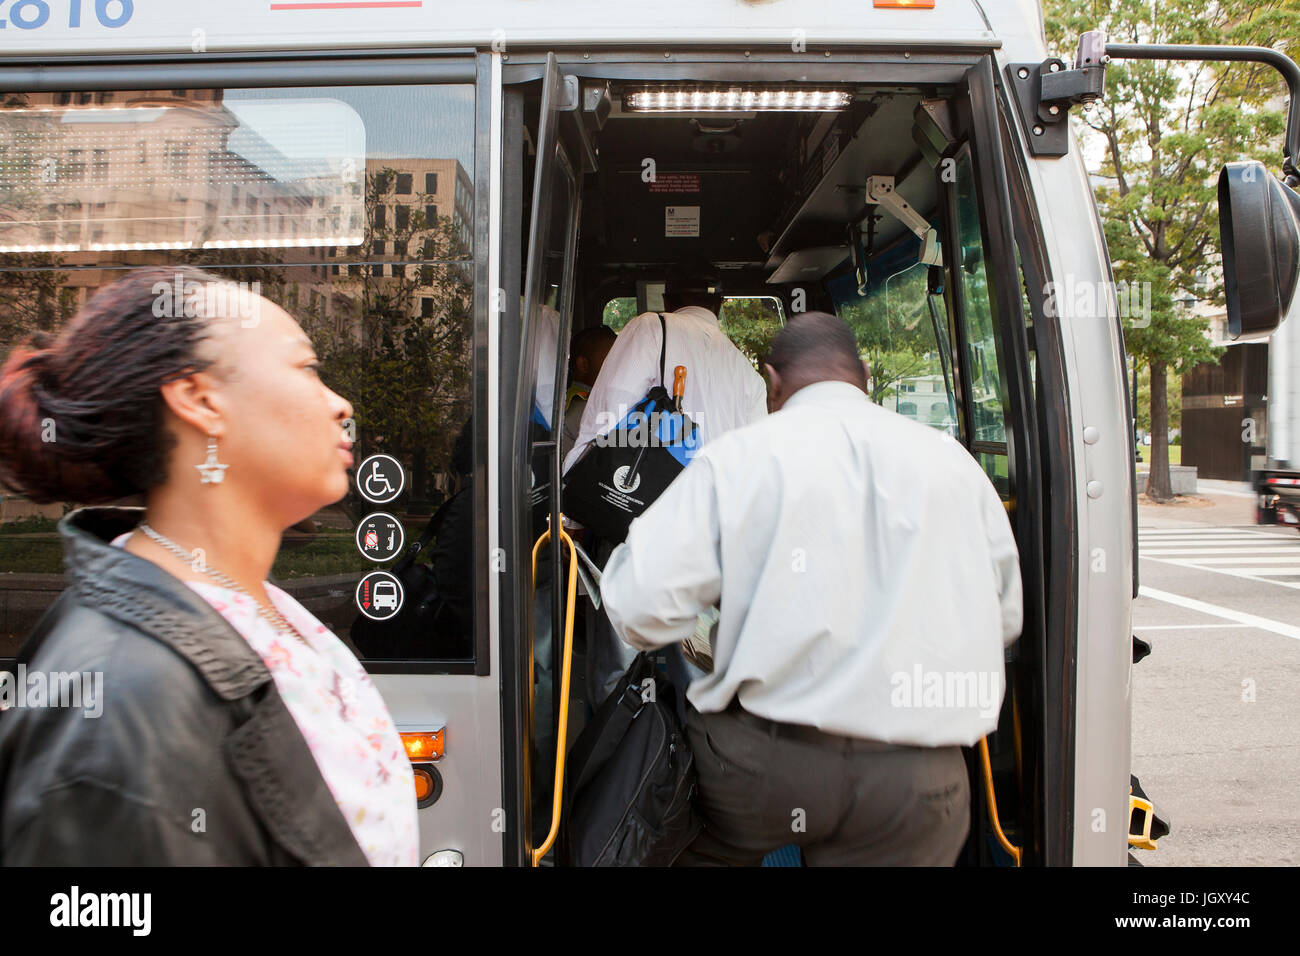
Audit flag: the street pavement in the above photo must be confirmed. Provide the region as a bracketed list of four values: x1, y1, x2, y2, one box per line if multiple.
[1131, 487, 1300, 866]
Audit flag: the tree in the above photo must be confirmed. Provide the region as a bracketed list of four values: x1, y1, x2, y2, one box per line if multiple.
[1045, 0, 1296, 500]
[313, 166, 473, 505]
[836, 262, 943, 407]
[602, 297, 639, 332]
[718, 296, 782, 368]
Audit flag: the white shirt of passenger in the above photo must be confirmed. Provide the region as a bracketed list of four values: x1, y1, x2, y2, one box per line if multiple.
[600, 380, 1023, 747]
[560, 306, 768, 474]
[527, 304, 561, 429]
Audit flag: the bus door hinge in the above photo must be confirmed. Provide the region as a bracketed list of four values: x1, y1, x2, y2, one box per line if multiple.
[1007, 30, 1108, 158]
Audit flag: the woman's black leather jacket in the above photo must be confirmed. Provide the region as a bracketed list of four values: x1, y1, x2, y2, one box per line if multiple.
[0, 507, 369, 866]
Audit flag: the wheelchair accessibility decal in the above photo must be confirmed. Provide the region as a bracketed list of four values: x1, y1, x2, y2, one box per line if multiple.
[357, 454, 405, 504]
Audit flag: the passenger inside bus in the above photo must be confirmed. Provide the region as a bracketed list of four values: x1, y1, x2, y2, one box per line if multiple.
[522, 77, 1029, 865]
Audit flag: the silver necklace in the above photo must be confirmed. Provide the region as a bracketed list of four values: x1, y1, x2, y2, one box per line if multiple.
[136, 522, 310, 647]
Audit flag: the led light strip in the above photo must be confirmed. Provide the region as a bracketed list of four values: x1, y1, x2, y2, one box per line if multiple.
[0, 243, 83, 253]
[0, 236, 365, 253]
[202, 236, 364, 249]
[624, 88, 852, 112]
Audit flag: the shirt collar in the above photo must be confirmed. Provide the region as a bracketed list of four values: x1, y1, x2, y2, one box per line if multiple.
[672, 306, 718, 322]
[782, 379, 870, 411]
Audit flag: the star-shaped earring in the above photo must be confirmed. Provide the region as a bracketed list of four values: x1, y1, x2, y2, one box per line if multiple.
[196, 435, 229, 484]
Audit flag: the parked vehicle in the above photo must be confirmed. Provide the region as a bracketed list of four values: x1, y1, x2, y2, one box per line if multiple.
[1255, 468, 1300, 530]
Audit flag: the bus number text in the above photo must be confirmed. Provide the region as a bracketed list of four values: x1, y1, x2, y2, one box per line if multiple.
[0, 0, 134, 30]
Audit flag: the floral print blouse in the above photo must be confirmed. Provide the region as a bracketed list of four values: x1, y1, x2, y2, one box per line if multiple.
[112, 533, 419, 866]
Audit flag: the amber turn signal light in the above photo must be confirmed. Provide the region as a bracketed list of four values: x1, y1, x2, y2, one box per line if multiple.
[401, 729, 444, 762]
[413, 767, 434, 801]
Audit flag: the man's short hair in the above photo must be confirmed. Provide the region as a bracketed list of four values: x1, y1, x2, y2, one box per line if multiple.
[572, 324, 616, 362]
[765, 311, 866, 386]
[663, 258, 723, 313]
[665, 258, 719, 296]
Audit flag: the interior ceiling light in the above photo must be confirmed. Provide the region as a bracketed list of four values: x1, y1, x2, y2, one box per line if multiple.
[624, 88, 852, 112]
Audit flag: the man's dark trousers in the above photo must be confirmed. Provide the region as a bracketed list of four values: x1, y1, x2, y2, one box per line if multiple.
[675, 701, 970, 866]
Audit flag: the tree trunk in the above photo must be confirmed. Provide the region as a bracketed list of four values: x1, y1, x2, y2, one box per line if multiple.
[1147, 360, 1173, 502]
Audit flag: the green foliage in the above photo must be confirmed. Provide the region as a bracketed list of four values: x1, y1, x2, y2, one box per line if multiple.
[602, 297, 640, 332]
[601, 295, 783, 368]
[718, 296, 783, 367]
[836, 262, 946, 407]
[309, 166, 474, 503]
[1043, 0, 1298, 496]
[0, 515, 59, 535]
[1132, 364, 1183, 433]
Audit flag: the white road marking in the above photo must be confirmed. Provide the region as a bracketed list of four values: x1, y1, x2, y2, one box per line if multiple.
[1133, 623, 1248, 630]
[1142, 548, 1300, 555]
[1139, 528, 1300, 589]
[1138, 586, 1300, 641]
[1154, 556, 1300, 565]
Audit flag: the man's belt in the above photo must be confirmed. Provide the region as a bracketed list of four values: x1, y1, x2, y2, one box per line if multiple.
[723, 698, 904, 753]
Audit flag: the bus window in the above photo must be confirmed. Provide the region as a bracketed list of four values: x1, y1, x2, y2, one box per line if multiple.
[829, 259, 961, 438]
[602, 294, 782, 368]
[0, 83, 481, 670]
[719, 295, 783, 368]
[952, 148, 1013, 492]
[602, 296, 638, 331]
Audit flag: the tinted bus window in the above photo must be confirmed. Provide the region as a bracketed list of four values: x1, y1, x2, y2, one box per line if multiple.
[830, 259, 960, 437]
[953, 148, 1012, 491]
[0, 84, 478, 668]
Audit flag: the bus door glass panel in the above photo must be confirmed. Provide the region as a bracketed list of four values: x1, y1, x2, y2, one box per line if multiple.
[0, 81, 480, 670]
[826, 261, 961, 437]
[952, 147, 1014, 497]
[518, 59, 583, 838]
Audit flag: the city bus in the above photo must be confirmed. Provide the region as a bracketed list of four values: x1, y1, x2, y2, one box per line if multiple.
[0, 0, 1296, 867]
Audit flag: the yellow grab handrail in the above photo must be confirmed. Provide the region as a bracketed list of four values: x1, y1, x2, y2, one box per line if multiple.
[529, 517, 579, 867]
[978, 736, 1021, 866]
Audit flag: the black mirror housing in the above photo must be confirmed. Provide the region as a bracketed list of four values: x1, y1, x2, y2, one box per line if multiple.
[1218, 160, 1300, 339]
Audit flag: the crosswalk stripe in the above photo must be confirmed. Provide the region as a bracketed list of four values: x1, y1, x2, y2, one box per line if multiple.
[1206, 567, 1300, 575]
[1140, 528, 1264, 534]
[1139, 533, 1296, 541]
[1159, 555, 1300, 565]
[1141, 541, 1297, 548]
[1142, 548, 1300, 555]
[1138, 586, 1300, 640]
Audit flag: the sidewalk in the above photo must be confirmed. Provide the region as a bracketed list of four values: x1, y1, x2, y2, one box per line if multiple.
[1137, 488, 1257, 529]
[1195, 478, 1254, 498]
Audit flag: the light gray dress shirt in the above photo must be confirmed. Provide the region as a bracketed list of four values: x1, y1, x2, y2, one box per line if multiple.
[600, 380, 1023, 747]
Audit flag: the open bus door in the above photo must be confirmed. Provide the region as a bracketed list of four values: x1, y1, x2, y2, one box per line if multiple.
[500, 53, 604, 866]
[496, 48, 1060, 867]
[928, 55, 1052, 865]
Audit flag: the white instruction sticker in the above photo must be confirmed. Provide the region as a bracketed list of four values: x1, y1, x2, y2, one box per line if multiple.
[665, 205, 700, 238]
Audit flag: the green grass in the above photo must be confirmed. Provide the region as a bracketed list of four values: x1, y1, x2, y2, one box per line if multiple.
[0, 515, 59, 535]
[1137, 444, 1181, 467]
[0, 523, 431, 579]
[0, 540, 63, 574]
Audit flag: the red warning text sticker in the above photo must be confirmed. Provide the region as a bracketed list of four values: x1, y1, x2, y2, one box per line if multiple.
[648, 173, 702, 194]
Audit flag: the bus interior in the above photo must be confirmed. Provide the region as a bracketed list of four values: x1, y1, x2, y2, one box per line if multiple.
[511, 63, 1061, 866]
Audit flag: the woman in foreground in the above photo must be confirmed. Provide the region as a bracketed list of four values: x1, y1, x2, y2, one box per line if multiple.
[0, 266, 417, 866]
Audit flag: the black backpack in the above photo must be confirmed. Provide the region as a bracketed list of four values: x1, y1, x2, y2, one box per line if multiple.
[561, 314, 701, 543]
[562, 653, 701, 867]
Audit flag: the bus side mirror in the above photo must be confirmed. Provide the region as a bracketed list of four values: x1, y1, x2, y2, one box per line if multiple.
[1218, 161, 1300, 339]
